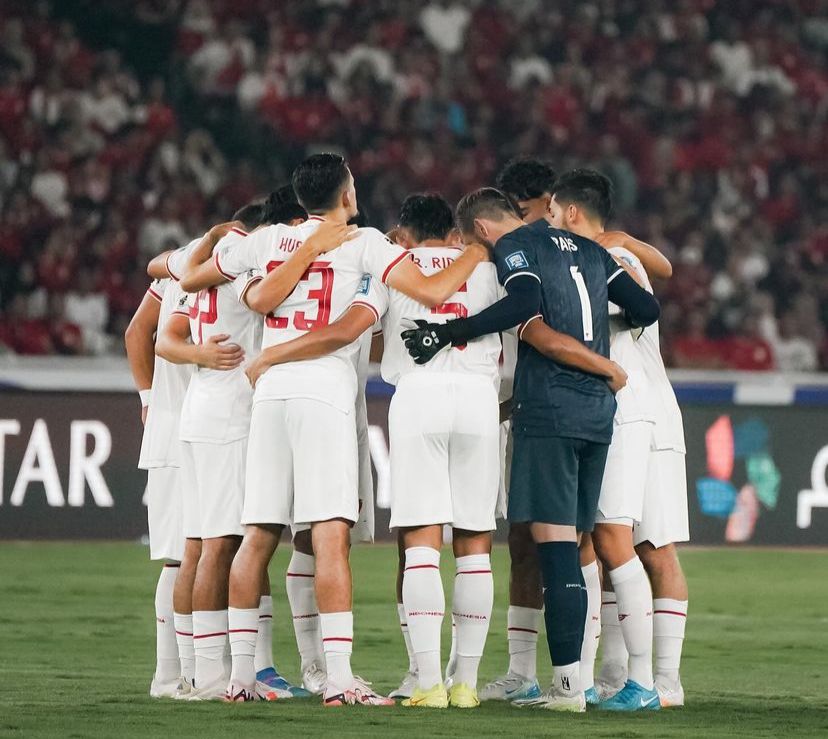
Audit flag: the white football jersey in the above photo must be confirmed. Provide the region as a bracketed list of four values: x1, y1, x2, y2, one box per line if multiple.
[607, 246, 685, 451]
[607, 247, 656, 425]
[167, 233, 263, 444]
[357, 246, 503, 390]
[138, 241, 199, 468]
[214, 216, 409, 412]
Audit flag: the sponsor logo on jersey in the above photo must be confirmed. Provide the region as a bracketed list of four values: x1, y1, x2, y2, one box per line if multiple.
[505, 250, 529, 270]
[177, 295, 188, 308]
[358, 274, 372, 295]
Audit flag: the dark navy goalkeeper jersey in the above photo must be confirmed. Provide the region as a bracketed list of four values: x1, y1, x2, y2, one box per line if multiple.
[494, 219, 624, 443]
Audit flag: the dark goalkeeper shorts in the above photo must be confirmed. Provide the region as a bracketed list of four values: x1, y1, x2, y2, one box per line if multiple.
[507, 434, 610, 532]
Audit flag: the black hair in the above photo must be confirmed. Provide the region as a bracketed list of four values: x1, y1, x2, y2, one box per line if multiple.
[551, 169, 614, 224]
[265, 184, 308, 225]
[455, 187, 522, 236]
[398, 193, 455, 242]
[496, 157, 557, 201]
[291, 153, 350, 213]
[232, 201, 266, 231]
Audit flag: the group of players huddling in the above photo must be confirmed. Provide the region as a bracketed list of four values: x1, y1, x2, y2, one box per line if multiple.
[125, 152, 689, 713]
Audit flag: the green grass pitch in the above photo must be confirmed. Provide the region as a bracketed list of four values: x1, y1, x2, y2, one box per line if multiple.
[1, 543, 827, 738]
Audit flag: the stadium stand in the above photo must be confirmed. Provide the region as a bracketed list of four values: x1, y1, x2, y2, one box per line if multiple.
[0, 0, 825, 369]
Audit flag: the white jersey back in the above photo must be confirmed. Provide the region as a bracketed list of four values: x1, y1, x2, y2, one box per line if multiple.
[608, 246, 685, 451]
[138, 242, 199, 468]
[361, 246, 502, 389]
[168, 233, 263, 444]
[498, 327, 518, 403]
[607, 247, 656, 425]
[214, 216, 409, 411]
[638, 311, 685, 452]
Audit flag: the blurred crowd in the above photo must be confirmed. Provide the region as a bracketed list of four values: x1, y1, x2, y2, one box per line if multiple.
[0, 0, 826, 370]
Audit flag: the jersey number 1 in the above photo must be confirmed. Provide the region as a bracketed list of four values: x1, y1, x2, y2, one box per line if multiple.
[569, 266, 593, 341]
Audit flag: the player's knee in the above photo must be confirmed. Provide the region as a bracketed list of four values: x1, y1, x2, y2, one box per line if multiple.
[638, 542, 680, 579]
[508, 524, 536, 568]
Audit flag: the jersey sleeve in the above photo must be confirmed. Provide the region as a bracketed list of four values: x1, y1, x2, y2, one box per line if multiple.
[232, 268, 263, 305]
[170, 283, 190, 316]
[601, 246, 626, 286]
[494, 233, 541, 287]
[165, 246, 190, 282]
[358, 228, 411, 284]
[147, 278, 166, 302]
[213, 228, 261, 280]
[350, 273, 389, 326]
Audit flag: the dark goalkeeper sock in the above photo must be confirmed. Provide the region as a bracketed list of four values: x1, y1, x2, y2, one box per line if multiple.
[537, 541, 587, 668]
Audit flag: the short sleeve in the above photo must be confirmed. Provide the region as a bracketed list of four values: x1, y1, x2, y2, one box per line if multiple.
[165, 246, 189, 282]
[147, 278, 166, 302]
[494, 233, 541, 287]
[170, 283, 190, 316]
[350, 273, 389, 326]
[233, 268, 263, 305]
[358, 228, 410, 284]
[213, 228, 262, 280]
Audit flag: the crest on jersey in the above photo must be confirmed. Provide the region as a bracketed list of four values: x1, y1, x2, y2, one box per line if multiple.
[177, 295, 188, 308]
[505, 250, 529, 270]
[357, 274, 372, 295]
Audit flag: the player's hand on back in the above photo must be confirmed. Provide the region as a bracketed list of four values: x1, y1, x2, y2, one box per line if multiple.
[401, 318, 452, 364]
[304, 220, 358, 257]
[606, 360, 628, 394]
[197, 333, 244, 370]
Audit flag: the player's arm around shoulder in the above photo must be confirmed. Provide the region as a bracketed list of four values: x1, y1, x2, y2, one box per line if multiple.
[178, 221, 247, 293]
[386, 242, 488, 308]
[595, 230, 672, 280]
[244, 221, 357, 315]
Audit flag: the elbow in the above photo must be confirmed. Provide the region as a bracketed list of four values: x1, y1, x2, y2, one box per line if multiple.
[657, 262, 673, 280]
[631, 296, 661, 328]
[179, 275, 197, 293]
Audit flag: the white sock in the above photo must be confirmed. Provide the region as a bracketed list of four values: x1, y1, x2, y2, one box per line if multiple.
[402, 547, 444, 690]
[154, 565, 179, 683]
[609, 557, 654, 689]
[453, 554, 493, 689]
[255, 595, 275, 673]
[193, 610, 228, 689]
[579, 561, 601, 690]
[228, 607, 258, 687]
[507, 606, 541, 679]
[286, 551, 322, 671]
[445, 617, 457, 681]
[554, 661, 580, 696]
[174, 612, 194, 681]
[397, 603, 417, 673]
[599, 590, 628, 677]
[653, 598, 687, 683]
[319, 611, 354, 690]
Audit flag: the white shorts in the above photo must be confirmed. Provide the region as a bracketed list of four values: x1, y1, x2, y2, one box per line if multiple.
[292, 396, 374, 543]
[496, 419, 512, 520]
[634, 448, 690, 548]
[180, 438, 246, 539]
[243, 398, 358, 527]
[389, 373, 499, 532]
[596, 420, 654, 525]
[146, 466, 184, 561]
